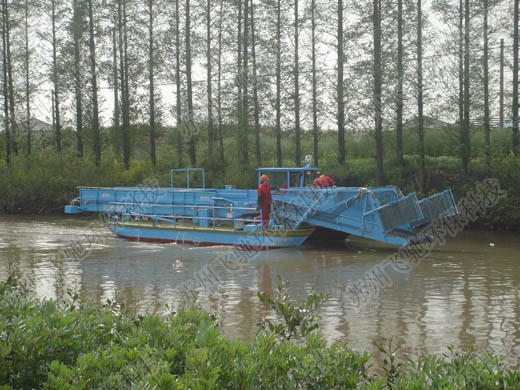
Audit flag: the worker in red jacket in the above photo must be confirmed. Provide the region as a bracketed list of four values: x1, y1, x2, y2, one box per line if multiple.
[313, 175, 334, 188]
[257, 174, 272, 230]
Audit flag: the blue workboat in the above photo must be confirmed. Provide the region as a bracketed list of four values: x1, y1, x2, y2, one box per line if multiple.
[65, 164, 458, 249]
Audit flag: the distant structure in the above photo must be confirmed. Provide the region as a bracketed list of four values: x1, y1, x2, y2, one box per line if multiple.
[0, 117, 53, 134]
[405, 116, 451, 129]
[20, 118, 53, 134]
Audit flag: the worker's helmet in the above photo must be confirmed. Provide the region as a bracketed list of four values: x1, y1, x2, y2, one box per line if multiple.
[260, 174, 269, 182]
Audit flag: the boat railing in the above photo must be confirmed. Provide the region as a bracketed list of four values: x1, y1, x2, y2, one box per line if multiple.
[170, 168, 206, 189]
[108, 203, 267, 232]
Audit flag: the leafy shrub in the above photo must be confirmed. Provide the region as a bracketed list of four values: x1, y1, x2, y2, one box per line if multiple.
[2, 276, 520, 389]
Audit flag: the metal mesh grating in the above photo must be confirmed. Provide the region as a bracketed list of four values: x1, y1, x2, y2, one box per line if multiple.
[414, 190, 458, 227]
[377, 195, 423, 232]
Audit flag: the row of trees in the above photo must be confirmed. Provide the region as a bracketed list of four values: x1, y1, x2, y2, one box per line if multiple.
[0, 0, 519, 186]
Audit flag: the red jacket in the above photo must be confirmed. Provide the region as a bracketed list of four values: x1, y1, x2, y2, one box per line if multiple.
[257, 183, 272, 208]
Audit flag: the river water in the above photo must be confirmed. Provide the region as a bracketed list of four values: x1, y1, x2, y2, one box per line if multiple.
[1, 215, 519, 366]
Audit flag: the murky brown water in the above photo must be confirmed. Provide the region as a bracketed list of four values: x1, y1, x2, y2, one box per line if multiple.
[1, 215, 519, 366]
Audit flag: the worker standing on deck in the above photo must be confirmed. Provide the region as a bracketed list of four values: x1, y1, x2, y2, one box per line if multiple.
[314, 174, 334, 188]
[257, 174, 272, 230]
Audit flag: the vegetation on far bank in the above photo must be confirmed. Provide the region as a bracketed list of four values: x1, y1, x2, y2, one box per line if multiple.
[1, 276, 519, 389]
[1, 124, 519, 229]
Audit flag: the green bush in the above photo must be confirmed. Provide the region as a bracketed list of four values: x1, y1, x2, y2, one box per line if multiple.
[1, 276, 520, 389]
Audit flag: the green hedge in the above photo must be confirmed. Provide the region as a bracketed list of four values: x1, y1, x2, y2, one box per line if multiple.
[1, 277, 519, 389]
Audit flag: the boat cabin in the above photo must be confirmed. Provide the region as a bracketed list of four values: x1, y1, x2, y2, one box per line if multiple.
[257, 165, 321, 189]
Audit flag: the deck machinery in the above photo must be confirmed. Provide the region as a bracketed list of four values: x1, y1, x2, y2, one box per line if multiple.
[65, 166, 458, 248]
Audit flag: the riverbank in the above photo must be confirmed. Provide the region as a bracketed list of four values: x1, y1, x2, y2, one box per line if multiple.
[1, 276, 519, 389]
[1, 149, 518, 230]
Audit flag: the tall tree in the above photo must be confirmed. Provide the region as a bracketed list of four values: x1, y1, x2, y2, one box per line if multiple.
[513, 0, 519, 156]
[250, 0, 261, 166]
[206, 0, 214, 163]
[4, 0, 17, 156]
[87, 0, 100, 166]
[216, 0, 224, 167]
[2, 0, 10, 166]
[483, 0, 491, 166]
[275, 0, 282, 166]
[185, 0, 196, 165]
[112, 26, 119, 154]
[51, 0, 61, 153]
[500, 38, 504, 129]
[72, 0, 84, 157]
[373, 0, 384, 186]
[294, 0, 301, 167]
[337, 0, 345, 165]
[119, 0, 131, 170]
[175, 0, 183, 167]
[24, 0, 31, 154]
[417, 0, 425, 191]
[462, 0, 471, 174]
[240, 0, 249, 164]
[458, 0, 464, 173]
[236, 0, 243, 161]
[311, 0, 318, 166]
[396, 0, 404, 168]
[148, 0, 157, 166]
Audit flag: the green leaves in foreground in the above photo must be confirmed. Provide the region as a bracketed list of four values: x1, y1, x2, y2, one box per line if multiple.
[257, 278, 326, 341]
[1, 276, 520, 389]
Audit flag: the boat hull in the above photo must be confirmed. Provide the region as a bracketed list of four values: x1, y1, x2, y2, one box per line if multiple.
[108, 223, 313, 249]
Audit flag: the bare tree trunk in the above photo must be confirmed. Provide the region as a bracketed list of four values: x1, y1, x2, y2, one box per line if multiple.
[119, 0, 131, 170]
[237, 0, 243, 157]
[175, 0, 183, 167]
[417, 0, 425, 191]
[4, 0, 17, 156]
[217, 0, 224, 168]
[206, 0, 213, 163]
[73, 0, 84, 158]
[51, 0, 61, 153]
[186, 0, 196, 165]
[311, 0, 318, 167]
[373, 0, 384, 186]
[337, 0, 345, 165]
[396, 0, 404, 168]
[513, 0, 519, 156]
[148, 0, 156, 166]
[241, 0, 249, 164]
[483, 0, 490, 166]
[2, 1, 10, 166]
[250, 0, 261, 166]
[462, 0, 471, 173]
[112, 27, 119, 154]
[294, 0, 301, 167]
[500, 38, 504, 129]
[87, 0, 101, 166]
[458, 0, 464, 172]
[275, 0, 282, 166]
[24, 0, 31, 155]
